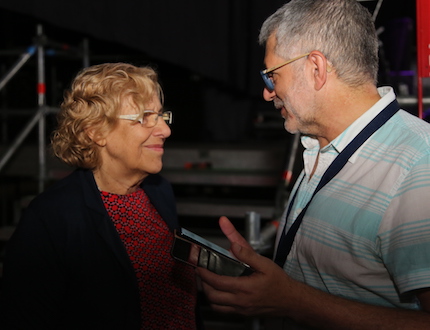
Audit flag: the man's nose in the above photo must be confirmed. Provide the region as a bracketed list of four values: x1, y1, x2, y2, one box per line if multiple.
[263, 87, 276, 101]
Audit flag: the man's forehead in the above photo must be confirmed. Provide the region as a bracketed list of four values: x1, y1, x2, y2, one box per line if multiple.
[267, 33, 277, 49]
[264, 34, 283, 66]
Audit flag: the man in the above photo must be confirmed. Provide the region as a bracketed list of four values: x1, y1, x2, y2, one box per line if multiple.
[197, 0, 430, 328]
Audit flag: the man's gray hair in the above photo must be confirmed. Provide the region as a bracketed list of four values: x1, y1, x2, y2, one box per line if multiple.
[259, 0, 379, 86]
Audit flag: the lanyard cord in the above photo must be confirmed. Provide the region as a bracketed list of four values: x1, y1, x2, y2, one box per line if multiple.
[274, 100, 400, 266]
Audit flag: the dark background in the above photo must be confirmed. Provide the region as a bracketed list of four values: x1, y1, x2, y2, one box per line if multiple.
[0, 0, 417, 143]
[0, 3, 422, 327]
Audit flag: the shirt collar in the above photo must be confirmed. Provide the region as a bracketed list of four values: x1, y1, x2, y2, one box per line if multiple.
[301, 86, 397, 162]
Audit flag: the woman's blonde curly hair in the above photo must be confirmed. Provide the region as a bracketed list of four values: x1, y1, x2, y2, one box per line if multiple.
[51, 62, 163, 170]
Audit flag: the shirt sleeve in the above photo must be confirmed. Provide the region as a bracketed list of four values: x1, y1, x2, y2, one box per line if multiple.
[380, 152, 430, 295]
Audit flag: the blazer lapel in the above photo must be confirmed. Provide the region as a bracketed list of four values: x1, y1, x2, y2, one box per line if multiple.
[77, 171, 179, 282]
[142, 174, 179, 231]
[79, 170, 137, 280]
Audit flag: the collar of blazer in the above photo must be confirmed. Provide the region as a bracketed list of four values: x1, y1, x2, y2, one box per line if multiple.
[79, 168, 179, 231]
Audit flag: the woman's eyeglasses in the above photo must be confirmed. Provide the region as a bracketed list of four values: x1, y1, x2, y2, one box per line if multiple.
[118, 110, 173, 128]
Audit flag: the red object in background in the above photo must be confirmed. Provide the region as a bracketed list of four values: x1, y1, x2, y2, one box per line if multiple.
[416, 0, 430, 118]
[37, 83, 46, 95]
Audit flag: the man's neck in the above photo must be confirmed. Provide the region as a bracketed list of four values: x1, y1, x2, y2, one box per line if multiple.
[316, 83, 381, 148]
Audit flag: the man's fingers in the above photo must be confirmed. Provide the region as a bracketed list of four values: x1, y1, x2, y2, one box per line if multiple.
[219, 216, 252, 248]
[230, 242, 271, 274]
[197, 266, 244, 292]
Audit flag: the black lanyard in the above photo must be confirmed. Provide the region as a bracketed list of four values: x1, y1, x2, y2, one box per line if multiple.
[274, 100, 400, 266]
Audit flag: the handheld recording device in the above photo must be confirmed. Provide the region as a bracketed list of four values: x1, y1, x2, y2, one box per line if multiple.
[171, 228, 254, 277]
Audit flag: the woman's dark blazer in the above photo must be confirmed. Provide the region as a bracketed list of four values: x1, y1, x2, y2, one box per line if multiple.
[0, 168, 180, 329]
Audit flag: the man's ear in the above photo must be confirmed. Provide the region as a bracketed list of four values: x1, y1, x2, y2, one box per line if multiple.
[86, 128, 106, 147]
[308, 51, 331, 91]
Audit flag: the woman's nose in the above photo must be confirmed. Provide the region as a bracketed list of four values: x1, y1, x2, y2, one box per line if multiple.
[154, 118, 171, 138]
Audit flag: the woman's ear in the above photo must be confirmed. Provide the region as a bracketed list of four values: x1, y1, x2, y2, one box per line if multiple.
[308, 51, 331, 91]
[86, 128, 106, 147]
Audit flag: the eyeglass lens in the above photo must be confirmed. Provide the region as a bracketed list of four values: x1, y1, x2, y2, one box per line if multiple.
[143, 111, 172, 127]
[260, 71, 275, 91]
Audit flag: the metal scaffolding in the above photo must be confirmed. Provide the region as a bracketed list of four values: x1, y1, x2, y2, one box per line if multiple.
[0, 24, 89, 193]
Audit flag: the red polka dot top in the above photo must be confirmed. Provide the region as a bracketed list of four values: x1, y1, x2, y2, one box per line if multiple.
[101, 188, 197, 329]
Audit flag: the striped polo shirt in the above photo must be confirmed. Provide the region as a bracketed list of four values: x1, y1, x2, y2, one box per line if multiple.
[277, 87, 430, 309]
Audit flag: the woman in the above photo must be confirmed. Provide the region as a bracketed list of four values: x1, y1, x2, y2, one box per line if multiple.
[0, 63, 201, 329]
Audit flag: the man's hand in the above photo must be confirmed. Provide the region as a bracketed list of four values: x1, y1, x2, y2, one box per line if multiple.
[196, 216, 430, 329]
[218, 215, 253, 250]
[196, 216, 296, 316]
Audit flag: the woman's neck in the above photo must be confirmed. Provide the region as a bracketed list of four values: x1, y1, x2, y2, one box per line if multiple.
[92, 169, 146, 195]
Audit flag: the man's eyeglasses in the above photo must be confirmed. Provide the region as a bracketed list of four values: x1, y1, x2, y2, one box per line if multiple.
[260, 53, 310, 92]
[118, 110, 173, 128]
